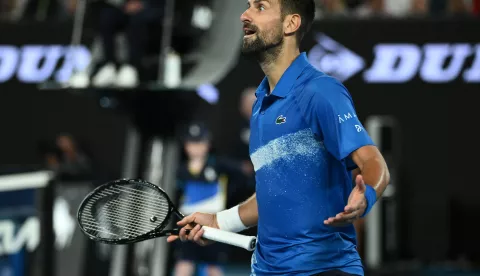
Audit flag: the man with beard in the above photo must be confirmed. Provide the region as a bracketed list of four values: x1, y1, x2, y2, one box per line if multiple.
[168, 1, 390, 275]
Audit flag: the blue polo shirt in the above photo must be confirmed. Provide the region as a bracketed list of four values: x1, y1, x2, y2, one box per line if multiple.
[249, 53, 374, 275]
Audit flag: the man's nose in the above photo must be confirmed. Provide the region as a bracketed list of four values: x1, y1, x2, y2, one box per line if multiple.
[240, 9, 252, 24]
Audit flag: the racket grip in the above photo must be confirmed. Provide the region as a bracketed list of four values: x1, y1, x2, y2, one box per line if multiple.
[201, 226, 256, 251]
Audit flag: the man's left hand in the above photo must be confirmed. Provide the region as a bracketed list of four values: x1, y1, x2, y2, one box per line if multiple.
[324, 175, 367, 227]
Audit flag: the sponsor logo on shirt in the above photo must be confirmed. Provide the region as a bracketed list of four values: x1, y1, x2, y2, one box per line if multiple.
[338, 113, 357, 124]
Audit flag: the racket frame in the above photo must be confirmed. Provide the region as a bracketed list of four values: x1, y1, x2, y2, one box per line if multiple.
[77, 178, 183, 245]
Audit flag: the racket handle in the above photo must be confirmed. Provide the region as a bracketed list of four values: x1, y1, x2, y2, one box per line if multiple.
[201, 226, 256, 251]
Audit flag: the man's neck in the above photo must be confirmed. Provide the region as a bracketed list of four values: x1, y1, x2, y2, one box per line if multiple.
[259, 46, 301, 94]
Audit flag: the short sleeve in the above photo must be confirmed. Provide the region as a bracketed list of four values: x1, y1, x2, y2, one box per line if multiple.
[302, 77, 375, 161]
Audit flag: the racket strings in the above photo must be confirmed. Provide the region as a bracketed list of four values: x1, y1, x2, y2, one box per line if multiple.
[84, 196, 157, 235]
[80, 184, 170, 240]
[84, 188, 167, 237]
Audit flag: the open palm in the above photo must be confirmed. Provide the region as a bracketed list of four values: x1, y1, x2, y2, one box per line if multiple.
[324, 175, 367, 227]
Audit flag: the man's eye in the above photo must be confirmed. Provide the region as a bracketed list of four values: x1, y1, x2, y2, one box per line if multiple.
[259, 5, 265, 11]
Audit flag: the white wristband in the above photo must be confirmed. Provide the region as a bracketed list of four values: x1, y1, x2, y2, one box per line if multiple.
[216, 205, 248, 233]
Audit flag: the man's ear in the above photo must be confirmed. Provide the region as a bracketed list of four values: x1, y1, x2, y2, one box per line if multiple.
[284, 13, 302, 36]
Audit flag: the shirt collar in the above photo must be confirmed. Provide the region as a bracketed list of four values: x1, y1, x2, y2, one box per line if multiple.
[255, 52, 310, 99]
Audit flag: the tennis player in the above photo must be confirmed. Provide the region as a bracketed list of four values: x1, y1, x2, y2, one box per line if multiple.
[167, 1, 390, 275]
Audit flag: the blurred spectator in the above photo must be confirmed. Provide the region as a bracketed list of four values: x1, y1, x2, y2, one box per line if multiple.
[411, 0, 429, 15]
[229, 87, 256, 202]
[21, 0, 77, 21]
[174, 122, 247, 276]
[314, 0, 477, 18]
[38, 134, 92, 181]
[236, 87, 256, 165]
[449, 0, 473, 14]
[54, 134, 92, 181]
[38, 139, 62, 169]
[91, 0, 164, 88]
[384, 0, 416, 17]
[0, 0, 26, 21]
[353, 0, 388, 18]
[314, 0, 347, 18]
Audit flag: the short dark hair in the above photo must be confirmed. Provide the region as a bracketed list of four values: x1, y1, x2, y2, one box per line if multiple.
[279, 0, 315, 44]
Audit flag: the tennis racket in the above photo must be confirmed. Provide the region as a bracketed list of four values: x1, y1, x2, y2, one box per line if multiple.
[77, 178, 256, 251]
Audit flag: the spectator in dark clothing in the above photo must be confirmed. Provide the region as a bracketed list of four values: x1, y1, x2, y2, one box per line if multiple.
[21, 0, 77, 21]
[224, 87, 256, 210]
[37, 134, 92, 181]
[174, 122, 250, 276]
[38, 139, 62, 169]
[54, 134, 93, 181]
[91, 0, 164, 88]
[235, 87, 256, 185]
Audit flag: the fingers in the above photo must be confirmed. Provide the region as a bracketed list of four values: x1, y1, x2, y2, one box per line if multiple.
[344, 196, 365, 212]
[187, 224, 202, 241]
[175, 225, 209, 246]
[344, 203, 361, 213]
[166, 235, 178, 243]
[193, 228, 208, 246]
[177, 214, 196, 227]
[175, 212, 213, 246]
[324, 210, 361, 226]
[345, 189, 368, 213]
[344, 204, 356, 213]
[176, 213, 200, 242]
[178, 226, 191, 242]
[179, 224, 204, 242]
[325, 221, 351, 227]
[355, 175, 366, 192]
[338, 210, 360, 221]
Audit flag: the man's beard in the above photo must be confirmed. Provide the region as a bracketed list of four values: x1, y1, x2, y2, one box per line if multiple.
[241, 28, 284, 63]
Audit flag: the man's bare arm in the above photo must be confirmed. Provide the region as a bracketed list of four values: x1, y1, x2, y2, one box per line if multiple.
[238, 193, 258, 227]
[351, 145, 390, 199]
[324, 145, 390, 226]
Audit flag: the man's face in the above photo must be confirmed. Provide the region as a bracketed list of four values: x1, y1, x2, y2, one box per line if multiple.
[57, 135, 75, 152]
[185, 141, 210, 159]
[241, 0, 285, 55]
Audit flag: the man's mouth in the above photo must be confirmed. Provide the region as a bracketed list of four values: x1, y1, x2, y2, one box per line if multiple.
[243, 28, 256, 37]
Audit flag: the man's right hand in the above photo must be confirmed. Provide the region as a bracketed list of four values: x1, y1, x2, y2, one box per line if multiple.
[166, 212, 219, 246]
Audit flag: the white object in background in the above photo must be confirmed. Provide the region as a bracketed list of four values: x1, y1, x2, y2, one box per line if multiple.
[364, 116, 398, 269]
[53, 197, 76, 250]
[69, 71, 90, 88]
[116, 64, 139, 88]
[92, 63, 117, 87]
[192, 6, 213, 30]
[164, 50, 182, 88]
[0, 171, 52, 192]
[384, 0, 412, 17]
